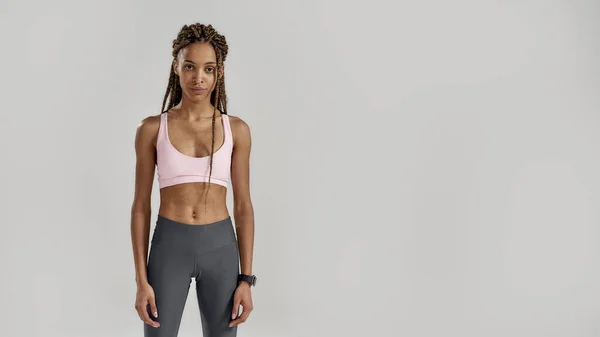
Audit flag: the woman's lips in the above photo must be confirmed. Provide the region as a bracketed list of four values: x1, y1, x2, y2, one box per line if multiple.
[191, 87, 207, 94]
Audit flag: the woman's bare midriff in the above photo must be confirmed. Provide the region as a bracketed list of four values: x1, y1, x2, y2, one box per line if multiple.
[158, 183, 230, 225]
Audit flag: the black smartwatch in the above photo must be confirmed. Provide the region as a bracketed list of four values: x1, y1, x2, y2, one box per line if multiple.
[238, 274, 257, 287]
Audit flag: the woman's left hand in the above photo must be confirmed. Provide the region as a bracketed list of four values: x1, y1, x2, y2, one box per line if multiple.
[230, 282, 253, 327]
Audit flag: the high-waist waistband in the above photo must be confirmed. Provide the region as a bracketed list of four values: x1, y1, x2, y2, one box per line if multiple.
[152, 214, 237, 253]
[156, 214, 233, 231]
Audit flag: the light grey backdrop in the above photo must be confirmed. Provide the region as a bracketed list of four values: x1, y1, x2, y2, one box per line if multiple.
[1, 0, 599, 336]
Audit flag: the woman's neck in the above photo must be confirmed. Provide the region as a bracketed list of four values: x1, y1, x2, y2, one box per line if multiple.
[174, 100, 220, 119]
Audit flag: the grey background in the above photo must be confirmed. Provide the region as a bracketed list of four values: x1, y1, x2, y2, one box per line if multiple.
[1, 0, 599, 336]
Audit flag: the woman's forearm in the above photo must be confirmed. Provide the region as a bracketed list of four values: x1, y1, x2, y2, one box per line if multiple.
[233, 204, 255, 275]
[131, 208, 151, 286]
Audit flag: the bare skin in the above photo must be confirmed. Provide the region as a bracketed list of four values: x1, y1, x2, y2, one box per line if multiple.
[130, 41, 255, 330]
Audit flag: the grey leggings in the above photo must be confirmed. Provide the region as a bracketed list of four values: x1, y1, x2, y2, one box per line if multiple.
[144, 215, 240, 337]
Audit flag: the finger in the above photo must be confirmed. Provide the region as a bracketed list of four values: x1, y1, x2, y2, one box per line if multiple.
[231, 299, 241, 320]
[149, 298, 159, 319]
[140, 302, 160, 328]
[136, 304, 151, 325]
[229, 304, 252, 327]
[229, 310, 251, 327]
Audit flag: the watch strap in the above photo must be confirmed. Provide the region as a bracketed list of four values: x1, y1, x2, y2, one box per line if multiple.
[238, 274, 256, 286]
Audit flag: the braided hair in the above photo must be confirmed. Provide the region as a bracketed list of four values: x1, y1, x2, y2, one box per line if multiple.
[161, 23, 229, 214]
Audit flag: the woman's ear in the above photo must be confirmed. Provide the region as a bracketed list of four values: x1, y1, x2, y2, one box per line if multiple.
[219, 64, 225, 79]
[172, 59, 179, 76]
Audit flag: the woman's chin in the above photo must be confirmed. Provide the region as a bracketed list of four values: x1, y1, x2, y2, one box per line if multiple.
[186, 92, 209, 102]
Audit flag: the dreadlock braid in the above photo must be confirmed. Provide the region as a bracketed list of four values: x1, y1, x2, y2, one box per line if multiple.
[160, 23, 229, 215]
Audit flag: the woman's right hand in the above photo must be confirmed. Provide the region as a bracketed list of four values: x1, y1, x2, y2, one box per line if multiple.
[135, 283, 160, 328]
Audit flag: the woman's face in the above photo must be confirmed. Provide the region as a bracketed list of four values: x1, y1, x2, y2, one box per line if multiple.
[173, 42, 223, 103]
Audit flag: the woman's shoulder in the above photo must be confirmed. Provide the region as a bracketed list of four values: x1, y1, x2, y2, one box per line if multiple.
[226, 114, 251, 146]
[227, 114, 250, 131]
[137, 113, 162, 131]
[135, 113, 163, 147]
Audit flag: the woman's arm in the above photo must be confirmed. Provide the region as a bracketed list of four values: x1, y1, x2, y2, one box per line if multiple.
[230, 116, 255, 277]
[130, 116, 159, 287]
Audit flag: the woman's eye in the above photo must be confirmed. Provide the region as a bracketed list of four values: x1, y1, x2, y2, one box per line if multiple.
[185, 65, 194, 70]
[206, 67, 214, 73]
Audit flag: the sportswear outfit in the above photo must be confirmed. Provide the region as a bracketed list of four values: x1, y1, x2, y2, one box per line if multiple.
[145, 112, 239, 337]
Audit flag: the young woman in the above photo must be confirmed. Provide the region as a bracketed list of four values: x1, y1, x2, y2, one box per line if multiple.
[130, 23, 256, 337]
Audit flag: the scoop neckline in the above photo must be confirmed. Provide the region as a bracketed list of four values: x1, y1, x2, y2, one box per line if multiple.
[164, 112, 227, 159]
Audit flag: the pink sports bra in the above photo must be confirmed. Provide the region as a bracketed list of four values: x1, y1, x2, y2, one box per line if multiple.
[156, 112, 233, 189]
